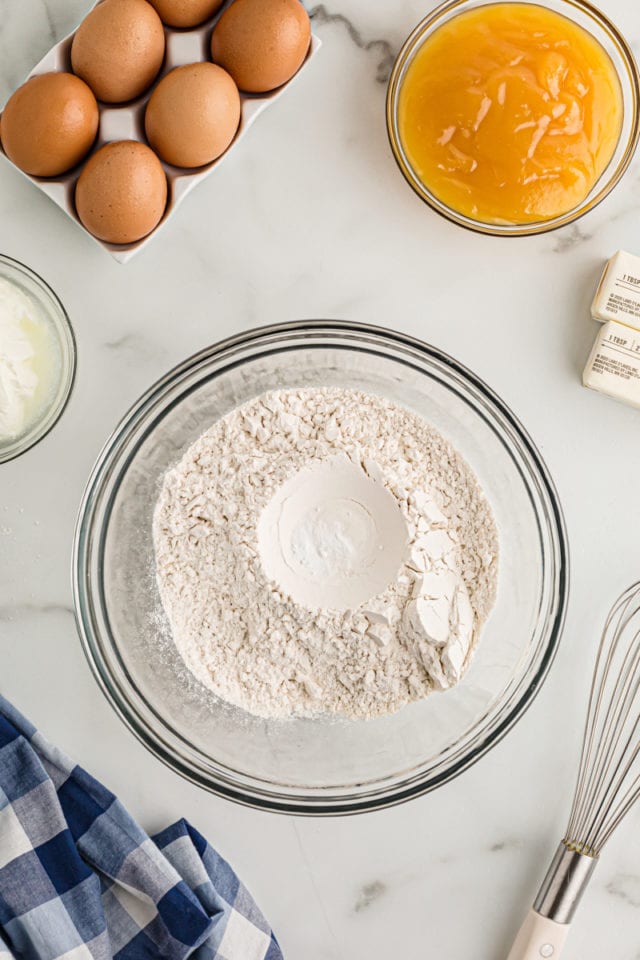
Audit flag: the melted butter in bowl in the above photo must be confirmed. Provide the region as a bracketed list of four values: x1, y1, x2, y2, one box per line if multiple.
[390, 1, 633, 230]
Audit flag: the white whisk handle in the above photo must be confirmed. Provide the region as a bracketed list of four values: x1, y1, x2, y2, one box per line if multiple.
[506, 910, 570, 960]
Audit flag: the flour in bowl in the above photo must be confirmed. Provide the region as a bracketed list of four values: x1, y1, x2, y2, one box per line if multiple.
[152, 388, 498, 720]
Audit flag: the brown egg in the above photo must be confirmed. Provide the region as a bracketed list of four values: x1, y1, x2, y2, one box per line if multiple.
[75, 140, 168, 244]
[147, 0, 224, 28]
[0, 72, 98, 177]
[145, 63, 240, 168]
[211, 0, 311, 93]
[71, 0, 165, 103]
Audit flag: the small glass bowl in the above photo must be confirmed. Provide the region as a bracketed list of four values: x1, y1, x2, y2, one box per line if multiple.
[0, 255, 76, 464]
[386, 0, 640, 237]
[74, 322, 568, 815]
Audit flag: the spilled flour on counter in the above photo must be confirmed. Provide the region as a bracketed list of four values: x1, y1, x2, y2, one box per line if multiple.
[153, 388, 498, 720]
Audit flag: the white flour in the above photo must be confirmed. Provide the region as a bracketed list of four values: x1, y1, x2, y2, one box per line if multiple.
[153, 388, 498, 720]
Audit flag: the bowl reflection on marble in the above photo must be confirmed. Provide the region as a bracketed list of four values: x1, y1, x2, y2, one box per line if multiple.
[73, 322, 568, 814]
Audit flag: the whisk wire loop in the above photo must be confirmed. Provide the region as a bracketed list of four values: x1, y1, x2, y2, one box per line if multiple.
[580, 630, 640, 848]
[565, 582, 640, 856]
[585, 670, 640, 850]
[566, 588, 628, 842]
[507, 584, 640, 960]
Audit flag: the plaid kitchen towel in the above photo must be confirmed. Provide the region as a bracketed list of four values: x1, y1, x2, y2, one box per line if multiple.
[0, 695, 283, 960]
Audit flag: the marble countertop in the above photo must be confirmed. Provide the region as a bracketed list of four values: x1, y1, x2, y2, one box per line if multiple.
[2, 1, 640, 957]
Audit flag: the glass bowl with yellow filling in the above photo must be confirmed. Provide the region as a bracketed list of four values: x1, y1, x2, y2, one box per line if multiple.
[387, 0, 640, 235]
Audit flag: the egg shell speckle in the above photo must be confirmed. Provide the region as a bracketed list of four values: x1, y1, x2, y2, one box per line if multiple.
[145, 62, 240, 168]
[0, 73, 99, 177]
[75, 140, 168, 243]
[211, 0, 311, 93]
[148, 0, 225, 27]
[71, 0, 166, 104]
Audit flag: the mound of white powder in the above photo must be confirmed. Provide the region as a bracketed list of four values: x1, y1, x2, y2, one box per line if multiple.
[153, 388, 498, 720]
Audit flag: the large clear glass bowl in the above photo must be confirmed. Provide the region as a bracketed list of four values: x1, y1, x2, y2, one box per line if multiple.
[386, 0, 640, 237]
[73, 322, 568, 814]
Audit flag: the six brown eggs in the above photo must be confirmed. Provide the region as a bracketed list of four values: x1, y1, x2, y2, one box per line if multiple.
[0, 0, 312, 245]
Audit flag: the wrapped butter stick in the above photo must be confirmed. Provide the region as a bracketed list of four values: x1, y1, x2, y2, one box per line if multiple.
[583, 321, 640, 409]
[591, 250, 640, 324]
[584, 251, 640, 409]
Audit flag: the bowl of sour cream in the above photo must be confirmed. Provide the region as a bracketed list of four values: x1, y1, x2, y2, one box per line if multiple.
[0, 255, 76, 463]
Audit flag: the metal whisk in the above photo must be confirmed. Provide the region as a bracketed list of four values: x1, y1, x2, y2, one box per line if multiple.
[507, 582, 640, 960]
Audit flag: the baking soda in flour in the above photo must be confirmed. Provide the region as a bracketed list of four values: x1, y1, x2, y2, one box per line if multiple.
[153, 388, 498, 720]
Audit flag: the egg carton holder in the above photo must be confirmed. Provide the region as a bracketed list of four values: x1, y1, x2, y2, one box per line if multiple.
[0, 6, 320, 263]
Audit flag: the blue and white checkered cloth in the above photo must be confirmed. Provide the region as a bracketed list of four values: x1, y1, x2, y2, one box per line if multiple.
[0, 696, 283, 960]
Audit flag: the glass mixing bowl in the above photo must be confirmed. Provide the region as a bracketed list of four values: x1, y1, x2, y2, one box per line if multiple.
[73, 322, 568, 814]
[386, 0, 640, 237]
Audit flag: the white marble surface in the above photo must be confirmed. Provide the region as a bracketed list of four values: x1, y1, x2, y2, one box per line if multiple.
[2, 1, 640, 957]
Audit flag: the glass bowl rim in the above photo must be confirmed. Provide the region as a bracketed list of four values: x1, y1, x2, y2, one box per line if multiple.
[385, 0, 640, 237]
[0, 254, 76, 464]
[73, 320, 569, 815]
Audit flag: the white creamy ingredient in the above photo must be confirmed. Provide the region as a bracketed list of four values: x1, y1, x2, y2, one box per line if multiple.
[0, 278, 58, 439]
[153, 388, 499, 720]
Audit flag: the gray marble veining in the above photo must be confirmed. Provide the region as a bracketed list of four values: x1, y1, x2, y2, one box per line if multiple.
[0, 0, 88, 100]
[489, 838, 524, 854]
[0, 603, 75, 623]
[606, 874, 640, 909]
[353, 880, 386, 913]
[552, 224, 594, 254]
[309, 5, 396, 82]
[101, 332, 170, 368]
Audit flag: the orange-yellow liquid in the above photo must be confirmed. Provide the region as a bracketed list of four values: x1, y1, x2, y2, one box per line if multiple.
[398, 3, 623, 224]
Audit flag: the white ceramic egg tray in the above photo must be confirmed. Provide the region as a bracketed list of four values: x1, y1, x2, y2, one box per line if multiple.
[0, 4, 320, 263]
